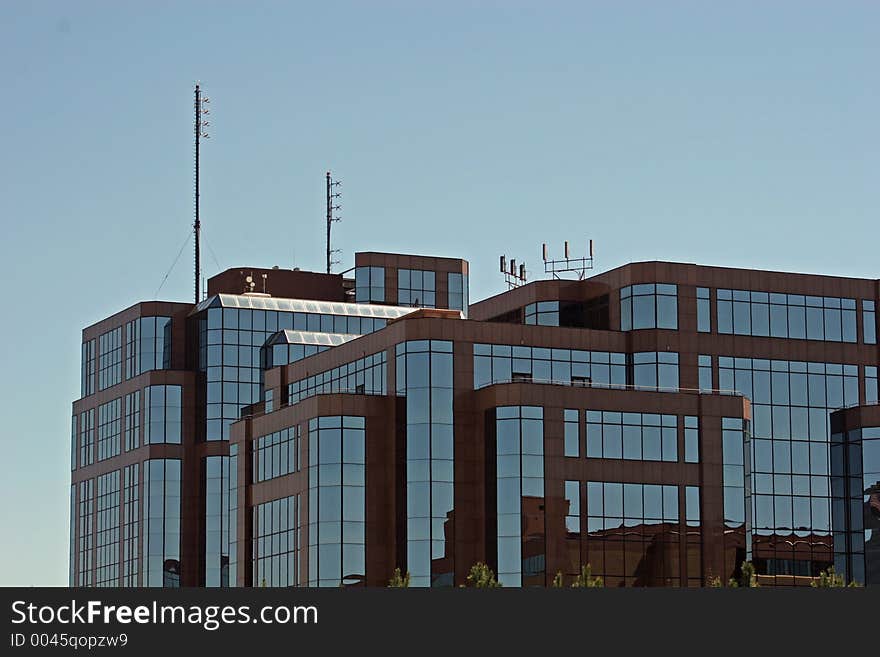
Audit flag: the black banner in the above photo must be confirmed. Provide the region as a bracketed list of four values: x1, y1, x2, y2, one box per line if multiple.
[1, 587, 875, 653]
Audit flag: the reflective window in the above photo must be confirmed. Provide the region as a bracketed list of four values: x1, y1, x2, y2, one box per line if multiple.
[867, 366, 878, 406]
[144, 385, 182, 445]
[69, 485, 76, 586]
[252, 494, 299, 588]
[253, 426, 300, 482]
[265, 388, 274, 413]
[697, 287, 711, 333]
[685, 485, 702, 586]
[685, 416, 699, 463]
[355, 266, 385, 303]
[565, 480, 580, 534]
[631, 352, 679, 391]
[288, 351, 386, 406]
[79, 408, 95, 468]
[698, 354, 713, 392]
[125, 316, 172, 378]
[307, 416, 365, 587]
[448, 272, 469, 315]
[97, 398, 122, 462]
[122, 464, 139, 586]
[205, 456, 232, 587]
[397, 341, 454, 587]
[830, 427, 880, 585]
[202, 305, 388, 442]
[525, 301, 559, 326]
[143, 459, 181, 587]
[564, 409, 579, 457]
[620, 283, 678, 331]
[398, 269, 436, 308]
[686, 486, 700, 526]
[496, 406, 544, 587]
[77, 479, 94, 586]
[864, 300, 877, 344]
[98, 327, 123, 390]
[203, 307, 270, 442]
[586, 411, 677, 462]
[124, 391, 140, 451]
[717, 289, 856, 343]
[266, 342, 332, 371]
[95, 470, 120, 586]
[71, 415, 77, 472]
[722, 418, 747, 528]
[722, 355, 852, 563]
[585, 481, 680, 586]
[81, 339, 95, 397]
[473, 343, 626, 390]
[228, 444, 239, 587]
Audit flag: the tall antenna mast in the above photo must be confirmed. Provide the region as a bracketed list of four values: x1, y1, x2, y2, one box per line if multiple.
[325, 171, 342, 274]
[194, 83, 210, 302]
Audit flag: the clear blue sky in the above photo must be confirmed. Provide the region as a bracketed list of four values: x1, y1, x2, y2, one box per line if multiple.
[0, 1, 877, 586]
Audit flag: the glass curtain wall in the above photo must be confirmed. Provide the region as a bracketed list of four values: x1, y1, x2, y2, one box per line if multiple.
[307, 416, 366, 587]
[396, 340, 454, 587]
[495, 406, 544, 587]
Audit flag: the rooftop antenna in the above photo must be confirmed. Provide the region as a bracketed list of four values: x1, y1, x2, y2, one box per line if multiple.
[326, 171, 342, 274]
[499, 254, 528, 289]
[194, 83, 210, 303]
[542, 239, 594, 280]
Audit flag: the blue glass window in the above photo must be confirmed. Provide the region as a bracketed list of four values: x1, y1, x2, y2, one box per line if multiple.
[697, 287, 711, 333]
[355, 266, 384, 303]
[447, 272, 468, 315]
[307, 416, 365, 587]
[564, 409, 579, 457]
[718, 290, 856, 343]
[525, 301, 559, 326]
[398, 269, 436, 308]
[144, 385, 182, 445]
[397, 341, 454, 587]
[585, 411, 678, 462]
[252, 494, 299, 587]
[473, 344, 626, 390]
[620, 284, 678, 331]
[143, 459, 182, 587]
[864, 300, 876, 344]
[496, 406, 544, 587]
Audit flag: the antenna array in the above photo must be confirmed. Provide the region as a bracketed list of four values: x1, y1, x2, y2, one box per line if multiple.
[542, 240, 594, 280]
[499, 254, 528, 289]
[326, 172, 342, 274]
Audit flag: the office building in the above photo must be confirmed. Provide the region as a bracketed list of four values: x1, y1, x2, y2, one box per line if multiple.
[70, 253, 879, 587]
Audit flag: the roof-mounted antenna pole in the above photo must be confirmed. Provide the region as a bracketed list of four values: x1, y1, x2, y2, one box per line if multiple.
[194, 83, 210, 302]
[326, 171, 342, 274]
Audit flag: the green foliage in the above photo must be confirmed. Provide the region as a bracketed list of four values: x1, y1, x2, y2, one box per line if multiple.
[731, 561, 759, 588]
[465, 562, 502, 588]
[551, 571, 564, 588]
[571, 564, 604, 588]
[388, 567, 411, 588]
[706, 562, 757, 588]
[811, 566, 859, 588]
